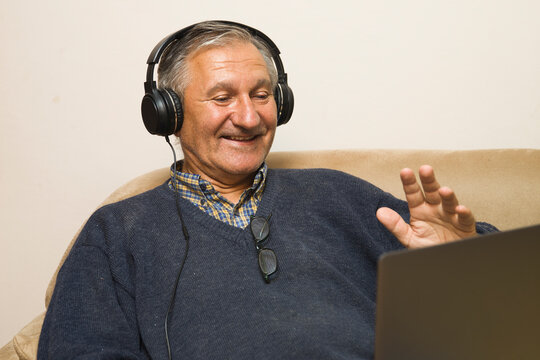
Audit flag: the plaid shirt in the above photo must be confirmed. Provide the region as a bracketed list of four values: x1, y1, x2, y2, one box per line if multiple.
[169, 161, 267, 229]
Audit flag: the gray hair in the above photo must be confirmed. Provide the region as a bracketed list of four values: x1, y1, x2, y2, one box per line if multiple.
[157, 21, 278, 101]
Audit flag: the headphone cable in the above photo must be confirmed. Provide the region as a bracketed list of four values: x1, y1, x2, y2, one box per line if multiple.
[164, 136, 190, 360]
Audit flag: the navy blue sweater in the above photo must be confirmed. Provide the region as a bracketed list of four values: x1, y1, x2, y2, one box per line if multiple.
[38, 168, 494, 359]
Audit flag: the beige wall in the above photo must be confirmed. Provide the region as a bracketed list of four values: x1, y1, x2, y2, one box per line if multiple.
[1, 0, 539, 345]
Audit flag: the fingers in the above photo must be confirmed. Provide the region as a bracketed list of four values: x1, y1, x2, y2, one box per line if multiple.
[456, 204, 476, 231]
[400, 168, 425, 208]
[402, 165, 470, 214]
[418, 165, 442, 205]
[376, 207, 412, 247]
[400, 165, 441, 208]
[439, 186, 459, 214]
[438, 185, 475, 229]
[400, 165, 477, 233]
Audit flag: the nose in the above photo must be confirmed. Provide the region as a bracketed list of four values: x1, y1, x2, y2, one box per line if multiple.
[232, 95, 261, 129]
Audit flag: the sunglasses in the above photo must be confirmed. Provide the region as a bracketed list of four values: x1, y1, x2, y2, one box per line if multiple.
[249, 215, 277, 283]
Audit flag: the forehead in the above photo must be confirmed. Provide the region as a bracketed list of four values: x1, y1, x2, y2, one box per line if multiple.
[186, 41, 271, 85]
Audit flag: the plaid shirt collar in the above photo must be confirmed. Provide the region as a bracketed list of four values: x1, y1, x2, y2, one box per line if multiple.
[169, 161, 267, 228]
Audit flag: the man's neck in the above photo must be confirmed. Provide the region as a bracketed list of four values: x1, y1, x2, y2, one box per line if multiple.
[178, 161, 257, 205]
[200, 173, 255, 204]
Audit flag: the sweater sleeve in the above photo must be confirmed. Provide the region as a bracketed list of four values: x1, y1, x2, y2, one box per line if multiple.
[475, 221, 499, 234]
[37, 223, 149, 359]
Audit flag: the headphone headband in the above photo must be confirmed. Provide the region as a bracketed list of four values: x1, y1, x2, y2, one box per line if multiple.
[141, 20, 294, 136]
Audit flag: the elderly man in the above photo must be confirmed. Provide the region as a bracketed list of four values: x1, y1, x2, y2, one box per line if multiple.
[38, 21, 495, 359]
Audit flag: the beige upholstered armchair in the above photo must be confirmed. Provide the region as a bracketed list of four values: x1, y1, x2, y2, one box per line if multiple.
[2, 149, 539, 360]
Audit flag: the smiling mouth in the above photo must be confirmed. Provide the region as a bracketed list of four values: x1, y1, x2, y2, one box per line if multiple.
[223, 135, 257, 141]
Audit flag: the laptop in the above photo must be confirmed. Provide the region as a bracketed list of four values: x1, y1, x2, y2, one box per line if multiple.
[374, 224, 540, 360]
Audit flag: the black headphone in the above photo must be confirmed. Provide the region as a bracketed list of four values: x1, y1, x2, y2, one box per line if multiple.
[141, 21, 294, 136]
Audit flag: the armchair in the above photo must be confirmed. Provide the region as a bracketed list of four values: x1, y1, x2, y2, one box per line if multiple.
[2, 149, 539, 360]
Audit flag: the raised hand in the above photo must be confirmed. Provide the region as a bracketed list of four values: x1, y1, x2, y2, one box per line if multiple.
[376, 165, 477, 249]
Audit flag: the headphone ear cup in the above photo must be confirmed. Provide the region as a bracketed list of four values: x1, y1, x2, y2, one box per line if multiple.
[141, 88, 183, 136]
[163, 88, 183, 133]
[275, 83, 294, 126]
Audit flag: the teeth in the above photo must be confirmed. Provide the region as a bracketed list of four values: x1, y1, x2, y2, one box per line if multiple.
[227, 136, 255, 141]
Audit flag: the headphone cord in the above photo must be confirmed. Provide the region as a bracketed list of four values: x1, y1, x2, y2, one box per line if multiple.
[164, 136, 190, 360]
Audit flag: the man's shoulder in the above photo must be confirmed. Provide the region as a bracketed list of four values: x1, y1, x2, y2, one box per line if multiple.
[91, 180, 171, 222]
[72, 181, 173, 249]
[268, 167, 375, 187]
[269, 166, 352, 177]
[267, 167, 386, 200]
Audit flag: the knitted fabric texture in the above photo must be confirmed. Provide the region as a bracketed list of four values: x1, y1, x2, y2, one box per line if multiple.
[38, 168, 497, 359]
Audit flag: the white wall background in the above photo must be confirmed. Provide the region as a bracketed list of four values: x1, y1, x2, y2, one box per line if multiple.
[1, 0, 539, 345]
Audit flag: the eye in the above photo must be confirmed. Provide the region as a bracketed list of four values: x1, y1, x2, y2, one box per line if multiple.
[253, 92, 271, 102]
[213, 95, 232, 104]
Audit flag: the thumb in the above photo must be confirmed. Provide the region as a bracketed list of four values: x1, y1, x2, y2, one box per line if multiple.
[376, 207, 411, 247]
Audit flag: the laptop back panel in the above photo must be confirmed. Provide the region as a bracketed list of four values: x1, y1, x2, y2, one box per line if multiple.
[375, 224, 540, 360]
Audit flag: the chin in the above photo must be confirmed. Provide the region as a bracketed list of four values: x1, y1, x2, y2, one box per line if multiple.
[226, 162, 264, 176]
[222, 154, 266, 175]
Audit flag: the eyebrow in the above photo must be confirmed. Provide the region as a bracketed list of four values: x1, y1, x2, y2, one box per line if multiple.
[206, 78, 272, 96]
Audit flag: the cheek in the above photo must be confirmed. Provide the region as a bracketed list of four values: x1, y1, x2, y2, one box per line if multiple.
[183, 106, 223, 137]
[260, 103, 278, 128]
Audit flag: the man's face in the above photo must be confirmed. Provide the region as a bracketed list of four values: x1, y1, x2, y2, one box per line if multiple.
[178, 41, 277, 185]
